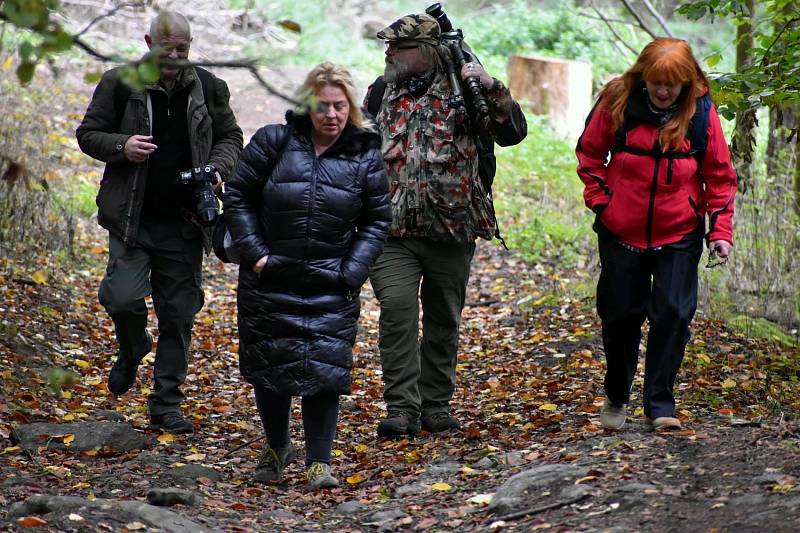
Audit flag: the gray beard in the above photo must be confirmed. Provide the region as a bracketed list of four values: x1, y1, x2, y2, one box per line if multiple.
[384, 62, 413, 84]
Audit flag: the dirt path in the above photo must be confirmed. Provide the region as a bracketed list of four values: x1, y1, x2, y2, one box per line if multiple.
[2, 233, 799, 532]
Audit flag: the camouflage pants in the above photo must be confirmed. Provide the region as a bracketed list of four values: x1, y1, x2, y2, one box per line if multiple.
[369, 237, 475, 419]
[99, 219, 204, 416]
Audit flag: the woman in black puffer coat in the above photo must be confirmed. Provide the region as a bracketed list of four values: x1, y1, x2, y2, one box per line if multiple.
[223, 62, 390, 489]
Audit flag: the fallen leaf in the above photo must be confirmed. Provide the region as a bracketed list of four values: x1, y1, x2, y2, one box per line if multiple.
[539, 403, 558, 411]
[722, 378, 736, 389]
[63, 434, 75, 446]
[17, 516, 47, 527]
[467, 493, 493, 505]
[30, 270, 48, 285]
[346, 473, 365, 485]
[431, 482, 452, 491]
[184, 453, 206, 461]
[67, 514, 84, 521]
[575, 475, 597, 484]
[157, 433, 175, 445]
[125, 522, 146, 530]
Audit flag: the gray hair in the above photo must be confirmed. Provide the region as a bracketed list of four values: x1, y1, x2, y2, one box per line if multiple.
[149, 11, 191, 39]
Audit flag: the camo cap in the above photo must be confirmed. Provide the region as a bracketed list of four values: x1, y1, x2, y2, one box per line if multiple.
[377, 13, 441, 45]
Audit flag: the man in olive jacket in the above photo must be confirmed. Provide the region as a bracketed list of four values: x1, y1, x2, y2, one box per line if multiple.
[76, 12, 243, 433]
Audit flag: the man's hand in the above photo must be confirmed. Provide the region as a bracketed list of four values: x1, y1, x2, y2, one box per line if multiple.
[213, 172, 223, 199]
[709, 240, 732, 259]
[253, 255, 268, 274]
[461, 62, 494, 90]
[124, 135, 157, 163]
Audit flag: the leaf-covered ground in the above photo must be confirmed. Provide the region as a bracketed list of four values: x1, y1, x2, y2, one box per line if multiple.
[2, 228, 800, 532]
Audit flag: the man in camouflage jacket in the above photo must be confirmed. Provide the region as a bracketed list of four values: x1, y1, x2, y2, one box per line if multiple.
[366, 13, 527, 437]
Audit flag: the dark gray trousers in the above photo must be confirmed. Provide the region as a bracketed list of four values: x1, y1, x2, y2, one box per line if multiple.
[369, 237, 475, 419]
[99, 220, 204, 416]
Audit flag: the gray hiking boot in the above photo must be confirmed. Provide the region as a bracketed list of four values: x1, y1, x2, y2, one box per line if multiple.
[253, 441, 296, 483]
[599, 399, 627, 430]
[306, 462, 340, 490]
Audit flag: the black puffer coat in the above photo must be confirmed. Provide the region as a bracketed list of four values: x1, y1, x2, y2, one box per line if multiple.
[223, 113, 391, 396]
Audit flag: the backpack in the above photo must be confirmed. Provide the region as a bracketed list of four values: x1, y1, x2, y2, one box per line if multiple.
[212, 129, 292, 264]
[613, 94, 712, 164]
[367, 76, 506, 248]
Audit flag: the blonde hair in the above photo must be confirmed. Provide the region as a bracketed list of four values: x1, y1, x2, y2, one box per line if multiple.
[600, 38, 710, 150]
[297, 62, 372, 130]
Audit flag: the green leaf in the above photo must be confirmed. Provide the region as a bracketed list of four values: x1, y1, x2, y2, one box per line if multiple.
[137, 59, 160, 85]
[83, 71, 102, 84]
[17, 62, 36, 84]
[118, 65, 145, 91]
[706, 52, 722, 68]
[18, 41, 34, 61]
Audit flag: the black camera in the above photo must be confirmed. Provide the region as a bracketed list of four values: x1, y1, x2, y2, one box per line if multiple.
[425, 3, 453, 33]
[177, 164, 219, 226]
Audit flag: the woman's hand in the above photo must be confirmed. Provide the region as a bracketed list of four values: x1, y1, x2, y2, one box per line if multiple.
[709, 240, 732, 259]
[253, 255, 268, 274]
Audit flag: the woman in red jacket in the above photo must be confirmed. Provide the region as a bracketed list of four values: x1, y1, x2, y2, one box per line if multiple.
[576, 38, 736, 431]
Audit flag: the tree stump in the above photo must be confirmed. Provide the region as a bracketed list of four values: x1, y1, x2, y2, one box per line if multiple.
[507, 55, 593, 141]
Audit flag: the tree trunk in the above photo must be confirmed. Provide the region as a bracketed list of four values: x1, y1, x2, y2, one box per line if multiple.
[731, 0, 756, 192]
[766, 105, 798, 183]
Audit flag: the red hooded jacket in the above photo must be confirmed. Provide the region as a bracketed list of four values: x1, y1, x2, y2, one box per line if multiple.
[576, 93, 736, 250]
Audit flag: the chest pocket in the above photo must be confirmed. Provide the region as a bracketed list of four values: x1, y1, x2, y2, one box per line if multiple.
[424, 109, 455, 165]
[380, 105, 408, 163]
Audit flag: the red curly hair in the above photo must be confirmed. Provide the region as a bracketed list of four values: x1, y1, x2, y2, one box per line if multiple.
[600, 38, 710, 150]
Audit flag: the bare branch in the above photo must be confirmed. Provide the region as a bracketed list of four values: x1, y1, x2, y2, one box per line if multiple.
[577, 11, 639, 26]
[76, 1, 145, 38]
[620, 0, 658, 39]
[640, 0, 674, 37]
[589, 0, 639, 56]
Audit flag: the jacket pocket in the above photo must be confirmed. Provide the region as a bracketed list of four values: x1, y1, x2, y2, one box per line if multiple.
[382, 117, 407, 163]
[424, 114, 455, 165]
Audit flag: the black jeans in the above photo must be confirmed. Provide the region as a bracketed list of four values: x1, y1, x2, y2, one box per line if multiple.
[99, 220, 204, 416]
[596, 234, 702, 419]
[253, 386, 339, 465]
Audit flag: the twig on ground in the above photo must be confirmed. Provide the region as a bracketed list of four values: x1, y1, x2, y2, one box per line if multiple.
[491, 493, 591, 523]
[224, 434, 266, 457]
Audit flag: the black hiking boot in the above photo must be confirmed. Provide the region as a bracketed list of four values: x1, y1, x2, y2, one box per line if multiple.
[150, 412, 194, 434]
[377, 411, 420, 438]
[108, 331, 152, 395]
[421, 411, 461, 433]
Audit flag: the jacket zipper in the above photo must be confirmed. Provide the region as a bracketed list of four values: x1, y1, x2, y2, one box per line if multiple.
[123, 99, 148, 244]
[645, 155, 661, 249]
[666, 158, 673, 185]
[305, 156, 319, 258]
